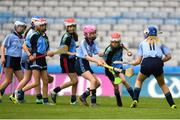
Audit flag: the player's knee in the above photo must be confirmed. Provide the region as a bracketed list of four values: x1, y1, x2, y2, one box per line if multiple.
[114, 88, 119, 94]
[72, 80, 78, 85]
[114, 85, 119, 90]
[91, 89, 96, 96]
[96, 80, 101, 87]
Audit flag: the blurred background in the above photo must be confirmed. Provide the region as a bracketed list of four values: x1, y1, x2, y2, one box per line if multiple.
[0, 0, 180, 66]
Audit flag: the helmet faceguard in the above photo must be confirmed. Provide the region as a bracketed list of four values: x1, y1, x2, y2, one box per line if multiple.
[144, 26, 157, 39]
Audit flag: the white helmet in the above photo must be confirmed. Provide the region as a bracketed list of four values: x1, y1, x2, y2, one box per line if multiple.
[14, 21, 26, 27]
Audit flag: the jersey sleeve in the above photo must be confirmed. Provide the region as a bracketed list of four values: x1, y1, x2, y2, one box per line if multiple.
[2, 34, 11, 47]
[137, 42, 143, 56]
[60, 34, 71, 47]
[161, 44, 170, 55]
[103, 46, 111, 61]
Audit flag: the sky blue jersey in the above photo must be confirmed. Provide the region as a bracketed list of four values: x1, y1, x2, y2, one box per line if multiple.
[138, 40, 170, 58]
[2, 31, 24, 57]
[76, 39, 99, 59]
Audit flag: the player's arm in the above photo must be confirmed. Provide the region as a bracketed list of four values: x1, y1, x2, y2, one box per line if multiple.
[22, 43, 31, 57]
[162, 53, 171, 62]
[1, 35, 11, 65]
[161, 44, 171, 62]
[129, 43, 142, 66]
[63, 36, 76, 56]
[85, 55, 105, 66]
[122, 44, 132, 56]
[129, 56, 142, 66]
[1, 44, 5, 65]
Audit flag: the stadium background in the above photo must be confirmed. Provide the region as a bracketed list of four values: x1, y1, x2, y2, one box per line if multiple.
[0, 0, 180, 98]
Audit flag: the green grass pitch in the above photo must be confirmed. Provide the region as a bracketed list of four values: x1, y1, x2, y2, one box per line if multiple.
[0, 95, 179, 119]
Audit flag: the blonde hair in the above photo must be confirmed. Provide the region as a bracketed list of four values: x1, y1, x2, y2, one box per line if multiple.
[146, 36, 160, 44]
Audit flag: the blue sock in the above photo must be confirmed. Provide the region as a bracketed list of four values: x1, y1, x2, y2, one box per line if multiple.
[133, 87, 141, 101]
[165, 92, 175, 107]
[43, 98, 49, 103]
[127, 87, 134, 100]
[91, 89, 96, 104]
[71, 95, 76, 103]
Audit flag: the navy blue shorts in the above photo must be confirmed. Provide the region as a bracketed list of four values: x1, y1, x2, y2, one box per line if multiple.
[105, 66, 123, 82]
[30, 54, 47, 71]
[75, 58, 94, 76]
[140, 57, 164, 77]
[60, 57, 76, 73]
[4, 55, 21, 71]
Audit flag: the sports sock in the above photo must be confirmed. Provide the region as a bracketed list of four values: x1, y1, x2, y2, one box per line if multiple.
[114, 89, 122, 107]
[71, 95, 76, 103]
[82, 88, 90, 99]
[53, 87, 61, 93]
[133, 87, 141, 101]
[0, 89, 5, 96]
[127, 87, 134, 99]
[43, 98, 49, 103]
[91, 89, 96, 104]
[36, 94, 42, 100]
[165, 92, 175, 107]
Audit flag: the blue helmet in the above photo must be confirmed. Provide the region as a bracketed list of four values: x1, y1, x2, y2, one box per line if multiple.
[144, 26, 157, 39]
[31, 16, 41, 23]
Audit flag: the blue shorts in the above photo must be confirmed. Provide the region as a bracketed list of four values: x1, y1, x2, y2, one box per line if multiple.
[140, 57, 164, 77]
[21, 61, 31, 70]
[75, 58, 94, 76]
[4, 55, 21, 71]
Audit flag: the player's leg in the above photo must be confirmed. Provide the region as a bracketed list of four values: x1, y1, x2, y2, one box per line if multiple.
[51, 73, 78, 103]
[155, 74, 176, 108]
[113, 84, 122, 107]
[81, 71, 99, 106]
[12, 62, 32, 103]
[10, 69, 24, 103]
[69, 73, 78, 104]
[41, 70, 50, 104]
[119, 73, 134, 99]
[22, 69, 41, 96]
[35, 85, 43, 104]
[0, 67, 13, 102]
[130, 72, 146, 108]
[13, 70, 32, 102]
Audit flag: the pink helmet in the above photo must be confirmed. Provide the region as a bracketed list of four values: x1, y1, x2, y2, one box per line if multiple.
[64, 18, 76, 26]
[83, 25, 96, 34]
[110, 32, 121, 42]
